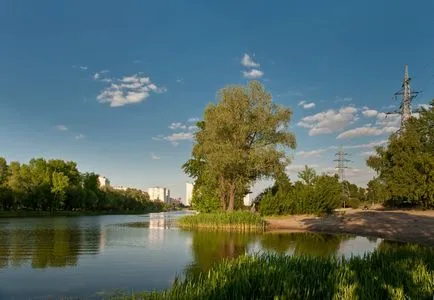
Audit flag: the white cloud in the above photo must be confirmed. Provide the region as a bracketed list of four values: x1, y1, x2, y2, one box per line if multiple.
[165, 132, 194, 144]
[55, 125, 68, 131]
[75, 134, 85, 140]
[93, 70, 109, 80]
[241, 54, 260, 68]
[360, 150, 375, 157]
[362, 109, 378, 117]
[169, 122, 186, 130]
[296, 149, 327, 158]
[152, 135, 164, 141]
[176, 77, 184, 83]
[298, 100, 316, 109]
[336, 112, 400, 139]
[188, 125, 198, 131]
[286, 164, 319, 172]
[96, 74, 165, 107]
[297, 106, 358, 136]
[188, 117, 200, 123]
[79, 66, 88, 70]
[344, 140, 387, 149]
[151, 153, 160, 160]
[336, 126, 397, 139]
[418, 104, 431, 110]
[242, 69, 264, 79]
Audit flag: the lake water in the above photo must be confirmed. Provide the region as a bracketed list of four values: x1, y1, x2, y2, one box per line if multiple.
[0, 211, 417, 299]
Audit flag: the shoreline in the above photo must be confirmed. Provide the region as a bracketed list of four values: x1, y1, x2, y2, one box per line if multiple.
[265, 209, 434, 247]
[0, 209, 168, 218]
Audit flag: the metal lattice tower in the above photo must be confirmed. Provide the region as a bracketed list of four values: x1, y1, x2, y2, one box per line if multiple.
[334, 146, 351, 208]
[334, 146, 351, 182]
[389, 65, 420, 128]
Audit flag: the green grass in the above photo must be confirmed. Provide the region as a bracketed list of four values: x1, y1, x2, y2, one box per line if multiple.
[119, 245, 434, 300]
[177, 211, 267, 231]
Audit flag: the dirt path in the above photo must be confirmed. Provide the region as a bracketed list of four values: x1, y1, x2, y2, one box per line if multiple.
[265, 209, 434, 246]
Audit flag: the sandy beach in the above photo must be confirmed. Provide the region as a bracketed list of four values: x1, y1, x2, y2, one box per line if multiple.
[265, 209, 434, 246]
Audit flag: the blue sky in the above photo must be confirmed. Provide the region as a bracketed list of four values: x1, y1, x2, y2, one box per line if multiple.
[1, 0, 433, 200]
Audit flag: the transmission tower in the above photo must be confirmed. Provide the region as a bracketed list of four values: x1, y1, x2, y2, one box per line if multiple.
[334, 146, 351, 182]
[334, 146, 351, 208]
[388, 65, 420, 128]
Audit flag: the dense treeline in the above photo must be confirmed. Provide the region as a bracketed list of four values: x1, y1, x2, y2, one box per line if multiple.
[0, 157, 165, 213]
[256, 166, 367, 216]
[366, 101, 434, 208]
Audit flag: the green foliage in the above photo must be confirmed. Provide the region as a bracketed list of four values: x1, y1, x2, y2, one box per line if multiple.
[258, 167, 342, 216]
[0, 157, 165, 214]
[177, 211, 266, 231]
[130, 244, 434, 300]
[367, 101, 434, 208]
[366, 177, 390, 205]
[183, 81, 296, 211]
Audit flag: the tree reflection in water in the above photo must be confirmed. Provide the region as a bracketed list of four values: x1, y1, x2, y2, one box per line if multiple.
[260, 232, 354, 257]
[184, 230, 258, 278]
[0, 226, 101, 269]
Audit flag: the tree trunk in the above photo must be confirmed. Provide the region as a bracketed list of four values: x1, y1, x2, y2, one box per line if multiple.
[219, 176, 227, 210]
[227, 182, 236, 211]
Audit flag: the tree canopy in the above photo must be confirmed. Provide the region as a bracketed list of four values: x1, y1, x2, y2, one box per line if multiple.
[183, 81, 296, 212]
[367, 100, 434, 208]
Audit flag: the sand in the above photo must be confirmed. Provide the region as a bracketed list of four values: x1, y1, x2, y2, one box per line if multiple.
[265, 209, 434, 246]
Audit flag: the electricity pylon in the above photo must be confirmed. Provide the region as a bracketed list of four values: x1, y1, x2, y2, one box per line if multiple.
[334, 146, 351, 208]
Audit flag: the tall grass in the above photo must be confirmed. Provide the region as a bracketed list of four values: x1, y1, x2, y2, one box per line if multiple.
[122, 245, 434, 300]
[177, 211, 266, 231]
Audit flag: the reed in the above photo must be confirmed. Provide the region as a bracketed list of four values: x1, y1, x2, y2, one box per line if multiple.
[177, 211, 266, 231]
[122, 244, 434, 300]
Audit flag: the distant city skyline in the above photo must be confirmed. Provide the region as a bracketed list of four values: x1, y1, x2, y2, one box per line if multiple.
[1, 1, 433, 199]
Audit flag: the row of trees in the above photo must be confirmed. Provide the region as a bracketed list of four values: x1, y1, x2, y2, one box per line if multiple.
[183, 81, 296, 212]
[257, 166, 367, 216]
[0, 157, 165, 212]
[366, 101, 434, 208]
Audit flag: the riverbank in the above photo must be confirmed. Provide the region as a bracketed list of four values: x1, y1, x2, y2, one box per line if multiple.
[0, 209, 167, 218]
[266, 208, 434, 246]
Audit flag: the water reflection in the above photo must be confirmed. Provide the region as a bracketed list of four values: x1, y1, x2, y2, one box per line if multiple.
[185, 230, 385, 278]
[0, 223, 101, 269]
[260, 232, 354, 257]
[184, 230, 258, 278]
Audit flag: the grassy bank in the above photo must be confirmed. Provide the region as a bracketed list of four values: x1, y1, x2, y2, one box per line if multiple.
[177, 211, 266, 231]
[0, 209, 166, 218]
[122, 245, 434, 299]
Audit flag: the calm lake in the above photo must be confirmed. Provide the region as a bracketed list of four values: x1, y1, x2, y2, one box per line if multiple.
[0, 211, 422, 299]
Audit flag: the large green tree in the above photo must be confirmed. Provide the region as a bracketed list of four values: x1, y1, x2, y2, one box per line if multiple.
[367, 101, 434, 208]
[183, 81, 296, 211]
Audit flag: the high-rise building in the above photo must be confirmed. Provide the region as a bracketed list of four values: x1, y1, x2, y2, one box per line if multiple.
[243, 193, 252, 206]
[98, 176, 110, 188]
[185, 182, 194, 206]
[148, 187, 170, 203]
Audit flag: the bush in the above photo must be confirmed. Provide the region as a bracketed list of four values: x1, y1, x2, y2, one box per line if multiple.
[258, 174, 342, 216]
